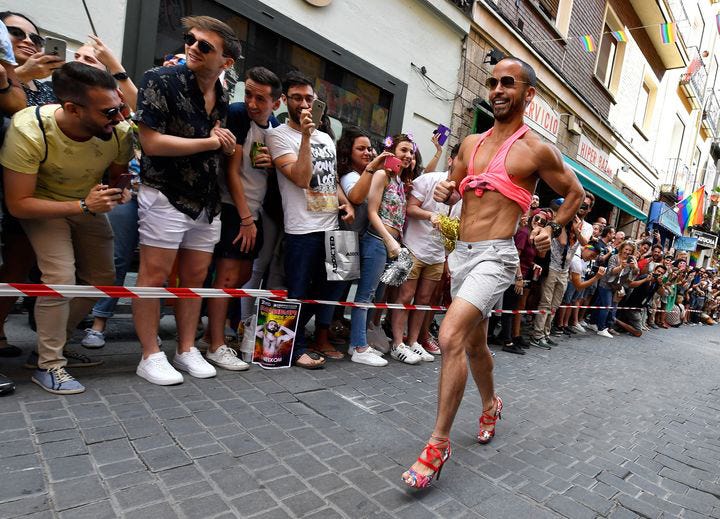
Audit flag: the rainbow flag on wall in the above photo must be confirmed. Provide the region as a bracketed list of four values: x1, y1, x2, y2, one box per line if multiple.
[611, 30, 627, 42]
[677, 186, 705, 233]
[580, 35, 595, 52]
[661, 23, 676, 44]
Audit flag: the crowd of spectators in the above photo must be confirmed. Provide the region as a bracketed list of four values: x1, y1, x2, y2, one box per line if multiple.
[0, 12, 717, 397]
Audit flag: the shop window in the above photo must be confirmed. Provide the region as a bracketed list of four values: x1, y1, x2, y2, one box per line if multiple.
[153, 0, 393, 144]
[534, 0, 574, 37]
[595, 8, 626, 95]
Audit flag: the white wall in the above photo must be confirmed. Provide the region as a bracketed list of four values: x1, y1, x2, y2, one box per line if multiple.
[255, 0, 468, 163]
[3, 0, 127, 62]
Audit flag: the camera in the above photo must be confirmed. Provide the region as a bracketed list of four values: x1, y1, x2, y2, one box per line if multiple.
[589, 264, 600, 276]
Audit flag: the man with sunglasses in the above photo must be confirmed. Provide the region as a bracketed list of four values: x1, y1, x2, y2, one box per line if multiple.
[0, 62, 133, 394]
[402, 57, 584, 489]
[133, 16, 242, 386]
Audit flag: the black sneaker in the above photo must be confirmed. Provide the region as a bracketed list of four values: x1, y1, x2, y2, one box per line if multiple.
[563, 326, 576, 335]
[502, 342, 525, 355]
[0, 373, 15, 395]
[544, 336, 559, 346]
[513, 336, 530, 349]
[551, 327, 564, 337]
[529, 337, 551, 350]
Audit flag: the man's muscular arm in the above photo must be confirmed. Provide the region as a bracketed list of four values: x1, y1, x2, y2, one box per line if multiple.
[433, 135, 476, 204]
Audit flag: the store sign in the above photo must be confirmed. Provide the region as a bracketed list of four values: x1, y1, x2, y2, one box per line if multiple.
[577, 135, 613, 180]
[675, 236, 698, 251]
[524, 96, 559, 143]
[690, 229, 718, 249]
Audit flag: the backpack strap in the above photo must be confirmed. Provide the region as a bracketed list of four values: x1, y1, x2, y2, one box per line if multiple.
[35, 106, 49, 164]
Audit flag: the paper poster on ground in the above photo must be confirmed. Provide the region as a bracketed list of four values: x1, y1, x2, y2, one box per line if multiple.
[252, 298, 301, 369]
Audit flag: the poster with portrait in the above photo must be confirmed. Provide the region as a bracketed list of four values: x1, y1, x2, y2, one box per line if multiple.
[252, 298, 302, 369]
[370, 105, 389, 136]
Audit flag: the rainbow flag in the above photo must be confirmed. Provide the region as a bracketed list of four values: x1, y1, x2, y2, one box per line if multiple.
[676, 186, 705, 232]
[716, 14, 720, 35]
[611, 30, 627, 42]
[580, 35, 595, 52]
[661, 23, 676, 44]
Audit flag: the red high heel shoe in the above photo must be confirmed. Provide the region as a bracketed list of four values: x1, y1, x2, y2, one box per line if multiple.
[402, 436, 451, 489]
[477, 395, 503, 444]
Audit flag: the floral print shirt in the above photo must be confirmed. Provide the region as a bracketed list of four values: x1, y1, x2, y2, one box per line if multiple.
[23, 80, 57, 107]
[378, 175, 406, 233]
[135, 64, 228, 221]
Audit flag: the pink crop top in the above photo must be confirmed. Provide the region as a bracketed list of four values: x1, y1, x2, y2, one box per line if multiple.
[458, 124, 533, 213]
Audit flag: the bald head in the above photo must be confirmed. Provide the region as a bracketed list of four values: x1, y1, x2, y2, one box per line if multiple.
[496, 57, 537, 87]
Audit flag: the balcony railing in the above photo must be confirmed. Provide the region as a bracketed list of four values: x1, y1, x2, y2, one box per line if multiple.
[667, 0, 695, 49]
[680, 48, 707, 109]
[661, 158, 692, 194]
[703, 93, 720, 137]
[448, 0, 473, 14]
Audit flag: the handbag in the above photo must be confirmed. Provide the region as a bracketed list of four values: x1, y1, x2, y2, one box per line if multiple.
[324, 230, 360, 281]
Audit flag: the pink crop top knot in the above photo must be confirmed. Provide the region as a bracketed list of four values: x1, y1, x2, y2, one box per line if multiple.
[458, 124, 534, 213]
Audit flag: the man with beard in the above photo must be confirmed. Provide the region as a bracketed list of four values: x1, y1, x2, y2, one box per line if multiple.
[0, 62, 133, 394]
[132, 16, 240, 386]
[266, 71, 354, 369]
[401, 57, 584, 489]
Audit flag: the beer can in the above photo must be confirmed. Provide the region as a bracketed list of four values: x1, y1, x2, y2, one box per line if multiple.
[250, 141, 264, 168]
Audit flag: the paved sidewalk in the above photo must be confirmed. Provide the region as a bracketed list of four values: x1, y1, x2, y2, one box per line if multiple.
[1, 314, 720, 518]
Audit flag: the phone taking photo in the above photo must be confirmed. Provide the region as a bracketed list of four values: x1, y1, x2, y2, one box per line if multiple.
[383, 155, 403, 175]
[44, 37, 67, 59]
[435, 124, 451, 146]
[310, 98, 326, 128]
[110, 173, 134, 190]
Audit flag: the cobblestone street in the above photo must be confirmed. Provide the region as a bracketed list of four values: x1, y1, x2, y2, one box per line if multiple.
[1, 314, 720, 518]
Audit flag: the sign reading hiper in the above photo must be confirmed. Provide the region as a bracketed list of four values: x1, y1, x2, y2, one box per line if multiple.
[524, 95, 560, 143]
[577, 135, 614, 180]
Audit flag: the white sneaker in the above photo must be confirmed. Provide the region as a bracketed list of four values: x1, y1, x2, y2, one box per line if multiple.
[390, 343, 422, 365]
[596, 329, 613, 338]
[570, 324, 586, 334]
[206, 345, 250, 371]
[409, 342, 434, 362]
[366, 323, 390, 354]
[137, 351, 184, 385]
[81, 329, 105, 349]
[173, 347, 217, 378]
[367, 346, 385, 357]
[574, 321, 587, 331]
[584, 322, 598, 332]
[351, 348, 388, 366]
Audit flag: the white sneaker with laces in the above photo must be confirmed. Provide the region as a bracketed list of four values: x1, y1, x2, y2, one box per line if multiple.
[173, 347, 217, 378]
[597, 329, 613, 338]
[574, 321, 587, 331]
[584, 322, 598, 332]
[570, 324, 586, 334]
[367, 346, 385, 357]
[351, 347, 388, 366]
[390, 343, 422, 365]
[410, 342, 434, 362]
[137, 351, 184, 385]
[81, 329, 105, 348]
[206, 345, 249, 371]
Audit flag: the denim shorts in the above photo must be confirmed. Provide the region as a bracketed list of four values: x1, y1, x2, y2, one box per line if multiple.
[448, 239, 518, 319]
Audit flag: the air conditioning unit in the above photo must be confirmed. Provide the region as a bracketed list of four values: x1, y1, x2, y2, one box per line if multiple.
[568, 115, 582, 135]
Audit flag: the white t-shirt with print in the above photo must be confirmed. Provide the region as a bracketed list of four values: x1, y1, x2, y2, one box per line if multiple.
[219, 120, 273, 218]
[266, 124, 339, 234]
[404, 171, 449, 265]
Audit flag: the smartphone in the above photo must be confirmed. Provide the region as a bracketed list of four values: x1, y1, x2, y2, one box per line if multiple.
[383, 155, 403, 175]
[44, 37, 67, 59]
[110, 173, 134, 190]
[310, 98, 326, 127]
[435, 124, 451, 146]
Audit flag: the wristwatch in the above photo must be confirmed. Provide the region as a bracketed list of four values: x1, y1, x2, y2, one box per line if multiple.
[0, 78, 12, 94]
[112, 71, 129, 81]
[548, 221, 563, 238]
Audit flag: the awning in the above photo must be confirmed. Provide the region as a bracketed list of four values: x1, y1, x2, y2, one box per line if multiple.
[648, 201, 682, 236]
[563, 155, 647, 222]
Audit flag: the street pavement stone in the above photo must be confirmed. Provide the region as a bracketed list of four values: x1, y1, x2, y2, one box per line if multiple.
[1, 315, 720, 517]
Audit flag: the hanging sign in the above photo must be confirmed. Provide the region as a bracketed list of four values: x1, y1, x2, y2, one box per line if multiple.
[524, 95, 559, 143]
[577, 135, 613, 180]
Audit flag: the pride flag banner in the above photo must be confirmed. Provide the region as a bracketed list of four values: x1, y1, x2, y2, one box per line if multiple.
[580, 35, 595, 52]
[676, 186, 705, 233]
[661, 23, 676, 44]
[611, 30, 627, 42]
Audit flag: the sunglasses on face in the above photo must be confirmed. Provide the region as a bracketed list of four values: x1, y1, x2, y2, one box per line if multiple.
[6, 25, 45, 47]
[579, 203, 589, 210]
[183, 32, 217, 55]
[98, 104, 127, 119]
[533, 217, 547, 226]
[485, 76, 528, 90]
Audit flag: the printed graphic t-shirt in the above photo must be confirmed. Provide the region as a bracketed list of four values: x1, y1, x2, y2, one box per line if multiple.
[266, 124, 339, 234]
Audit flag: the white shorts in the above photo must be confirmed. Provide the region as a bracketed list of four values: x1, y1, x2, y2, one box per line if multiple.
[137, 186, 221, 253]
[448, 239, 518, 319]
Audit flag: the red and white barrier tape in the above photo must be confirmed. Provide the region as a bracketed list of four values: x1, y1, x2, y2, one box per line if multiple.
[0, 284, 707, 314]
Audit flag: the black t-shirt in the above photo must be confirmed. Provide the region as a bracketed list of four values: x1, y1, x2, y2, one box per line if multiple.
[622, 274, 660, 307]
